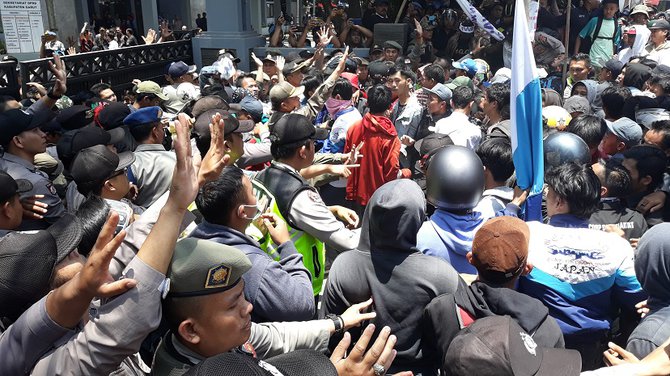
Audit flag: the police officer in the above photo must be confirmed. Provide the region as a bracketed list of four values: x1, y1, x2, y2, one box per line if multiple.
[124, 106, 176, 207]
[254, 114, 360, 295]
[153, 238, 377, 375]
[0, 109, 64, 229]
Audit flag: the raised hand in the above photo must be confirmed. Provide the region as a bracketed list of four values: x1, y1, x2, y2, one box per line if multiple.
[197, 112, 231, 186]
[275, 55, 286, 72]
[48, 54, 67, 97]
[251, 52, 264, 68]
[142, 28, 157, 44]
[169, 113, 200, 211]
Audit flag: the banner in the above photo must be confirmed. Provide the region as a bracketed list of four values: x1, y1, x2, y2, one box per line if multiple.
[453, 0, 506, 41]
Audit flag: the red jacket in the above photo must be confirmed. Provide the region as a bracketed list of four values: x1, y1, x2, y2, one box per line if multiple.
[345, 113, 411, 206]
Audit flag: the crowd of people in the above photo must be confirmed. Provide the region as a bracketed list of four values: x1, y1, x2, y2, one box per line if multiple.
[6, 0, 670, 374]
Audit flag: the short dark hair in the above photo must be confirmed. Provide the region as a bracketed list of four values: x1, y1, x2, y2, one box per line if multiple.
[301, 74, 323, 97]
[135, 92, 157, 103]
[569, 53, 592, 67]
[423, 64, 445, 84]
[649, 120, 670, 150]
[367, 85, 393, 114]
[129, 122, 159, 142]
[545, 162, 601, 219]
[623, 145, 668, 190]
[75, 195, 110, 257]
[602, 161, 632, 198]
[195, 166, 246, 226]
[649, 74, 670, 94]
[271, 138, 312, 160]
[486, 82, 511, 120]
[395, 65, 417, 84]
[476, 138, 514, 183]
[567, 115, 608, 149]
[452, 86, 474, 109]
[601, 86, 631, 119]
[90, 82, 112, 97]
[331, 78, 353, 100]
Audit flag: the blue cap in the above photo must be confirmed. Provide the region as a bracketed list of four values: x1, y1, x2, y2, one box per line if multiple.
[168, 61, 197, 78]
[425, 83, 453, 102]
[452, 58, 478, 77]
[123, 106, 162, 127]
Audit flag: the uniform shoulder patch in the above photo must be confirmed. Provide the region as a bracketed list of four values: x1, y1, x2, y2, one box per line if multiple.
[205, 264, 232, 289]
[306, 190, 324, 204]
[46, 182, 57, 196]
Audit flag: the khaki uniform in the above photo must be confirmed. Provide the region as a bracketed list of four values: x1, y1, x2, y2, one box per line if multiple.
[130, 144, 176, 207]
[151, 320, 331, 376]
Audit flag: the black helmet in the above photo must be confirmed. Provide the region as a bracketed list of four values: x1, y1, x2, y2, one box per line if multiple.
[544, 132, 590, 171]
[426, 145, 484, 210]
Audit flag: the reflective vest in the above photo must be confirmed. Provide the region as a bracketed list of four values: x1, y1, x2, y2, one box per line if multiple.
[251, 164, 325, 295]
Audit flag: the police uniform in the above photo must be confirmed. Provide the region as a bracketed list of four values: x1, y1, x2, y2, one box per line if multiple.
[124, 107, 177, 207]
[151, 238, 332, 376]
[0, 152, 64, 229]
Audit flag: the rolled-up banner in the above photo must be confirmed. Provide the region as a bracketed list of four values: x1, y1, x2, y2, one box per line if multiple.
[454, 0, 506, 41]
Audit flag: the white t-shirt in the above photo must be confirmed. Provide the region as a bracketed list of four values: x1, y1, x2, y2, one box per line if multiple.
[434, 112, 482, 150]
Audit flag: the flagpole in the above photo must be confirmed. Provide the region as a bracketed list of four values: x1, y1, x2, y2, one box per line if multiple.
[562, 0, 573, 90]
[395, 0, 409, 23]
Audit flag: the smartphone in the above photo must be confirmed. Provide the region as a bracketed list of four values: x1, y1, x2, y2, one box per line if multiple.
[105, 199, 133, 235]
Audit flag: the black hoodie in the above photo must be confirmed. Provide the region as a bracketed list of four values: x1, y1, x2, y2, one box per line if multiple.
[423, 281, 565, 374]
[322, 180, 461, 376]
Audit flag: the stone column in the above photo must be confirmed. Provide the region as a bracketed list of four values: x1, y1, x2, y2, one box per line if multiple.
[191, 0, 265, 71]
[141, 0, 159, 34]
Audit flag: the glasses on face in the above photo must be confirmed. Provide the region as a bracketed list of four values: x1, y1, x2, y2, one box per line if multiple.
[109, 167, 128, 179]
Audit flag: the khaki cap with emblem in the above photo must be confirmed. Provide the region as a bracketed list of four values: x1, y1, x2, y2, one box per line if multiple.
[136, 80, 169, 101]
[167, 238, 252, 297]
[269, 81, 305, 103]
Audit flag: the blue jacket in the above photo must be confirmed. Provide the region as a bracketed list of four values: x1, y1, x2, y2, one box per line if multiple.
[189, 221, 315, 322]
[519, 214, 646, 342]
[416, 202, 520, 274]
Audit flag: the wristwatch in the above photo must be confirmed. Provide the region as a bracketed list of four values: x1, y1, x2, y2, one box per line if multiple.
[326, 314, 344, 334]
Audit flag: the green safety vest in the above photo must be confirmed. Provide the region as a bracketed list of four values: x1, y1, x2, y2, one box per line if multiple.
[248, 167, 325, 295]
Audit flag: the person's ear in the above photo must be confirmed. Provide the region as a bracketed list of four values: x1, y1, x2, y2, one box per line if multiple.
[600, 186, 608, 197]
[0, 201, 10, 219]
[522, 261, 533, 276]
[177, 319, 201, 345]
[299, 145, 308, 159]
[11, 135, 24, 150]
[103, 179, 115, 192]
[466, 251, 474, 265]
[640, 175, 653, 187]
[616, 141, 626, 152]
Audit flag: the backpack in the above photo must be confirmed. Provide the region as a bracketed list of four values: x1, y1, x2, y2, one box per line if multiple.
[582, 16, 617, 54]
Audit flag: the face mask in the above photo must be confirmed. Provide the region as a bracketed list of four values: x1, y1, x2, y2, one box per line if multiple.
[241, 203, 263, 220]
[325, 97, 351, 117]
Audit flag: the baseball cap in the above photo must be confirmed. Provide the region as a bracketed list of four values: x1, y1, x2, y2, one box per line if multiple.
[136, 80, 169, 100]
[603, 58, 624, 77]
[630, 4, 650, 17]
[471, 216, 530, 284]
[445, 316, 582, 376]
[183, 349, 338, 376]
[368, 60, 395, 80]
[194, 109, 255, 137]
[270, 113, 328, 146]
[0, 214, 82, 320]
[383, 40, 402, 51]
[426, 83, 453, 102]
[192, 96, 231, 118]
[56, 105, 95, 130]
[57, 125, 125, 167]
[446, 76, 474, 90]
[370, 44, 384, 54]
[0, 171, 32, 203]
[95, 102, 131, 130]
[168, 61, 197, 78]
[70, 144, 135, 188]
[230, 96, 263, 123]
[452, 58, 478, 76]
[218, 49, 241, 64]
[341, 72, 360, 90]
[489, 67, 513, 85]
[414, 132, 454, 158]
[624, 25, 637, 35]
[649, 19, 670, 30]
[354, 56, 370, 66]
[123, 106, 162, 127]
[459, 20, 475, 33]
[562, 96, 591, 116]
[0, 109, 39, 145]
[607, 117, 643, 145]
[167, 238, 252, 297]
[269, 81, 305, 103]
[282, 59, 310, 76]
